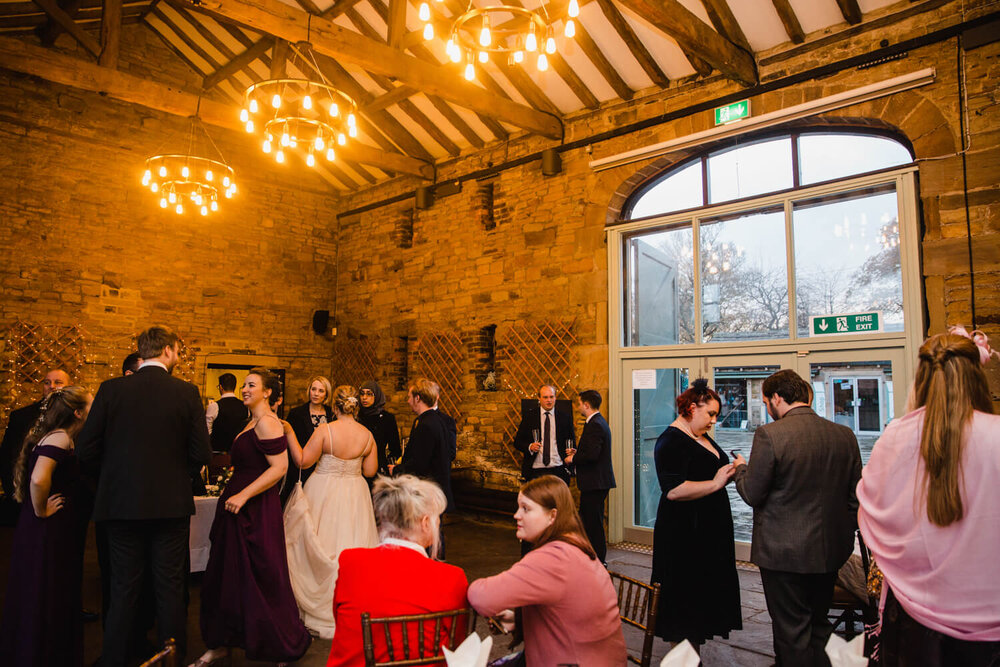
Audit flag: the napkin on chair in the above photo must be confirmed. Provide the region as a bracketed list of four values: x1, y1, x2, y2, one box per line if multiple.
[659, 639, 700, 667]
[443, 633, 493, 667]
[825, 633, 867, 667]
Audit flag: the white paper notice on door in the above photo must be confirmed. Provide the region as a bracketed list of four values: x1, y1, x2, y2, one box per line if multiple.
[632, 369, 657, 390]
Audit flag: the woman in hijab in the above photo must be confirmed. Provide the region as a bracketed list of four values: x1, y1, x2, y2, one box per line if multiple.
[357, 381, 401, 475]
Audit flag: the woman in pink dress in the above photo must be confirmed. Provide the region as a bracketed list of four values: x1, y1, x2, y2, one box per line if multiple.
[468, 475, 626, 666]
[858, 327, 1000, 665]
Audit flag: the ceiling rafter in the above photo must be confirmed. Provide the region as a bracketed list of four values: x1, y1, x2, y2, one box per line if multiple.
[700, 0, 752, 53]
[201, 33, 272, 90]
[181, 0, 562, 138]
[594, 0, 667, 88]
[169, 1, 238, 62]
[36, 0, 82, 46]
[343, 6, 461, 156]
[33, 0, 101, 55]
[770, 0, 805, 44]
[835, 0, 863, 25]
[615, 0, 756, 85]
[99, 0, 122, 67]
[0, 34, 434, 178]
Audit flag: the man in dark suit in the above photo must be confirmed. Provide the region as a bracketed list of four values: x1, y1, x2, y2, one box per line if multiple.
[205, 372, 248, 454]
[512, 384, 576, 485]
[0, 368, 70, 514]
[392, 378, 454, 558]
[77, 326, 211, 666]
[565, 389, 615, 564]
[734, 369, 862, 667]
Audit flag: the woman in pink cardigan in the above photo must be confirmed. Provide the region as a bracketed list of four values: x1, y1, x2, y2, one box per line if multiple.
[468, 475, 626, 666]
[858, 327, 1000, 665]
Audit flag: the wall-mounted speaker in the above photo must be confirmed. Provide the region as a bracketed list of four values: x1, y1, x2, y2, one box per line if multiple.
[541, 148, 562, 176]
[312, 310, 330, 335]
[415, 186, 435, 209]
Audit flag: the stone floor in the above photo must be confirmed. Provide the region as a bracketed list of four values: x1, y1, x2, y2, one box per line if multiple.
[0, 513, 777, 666]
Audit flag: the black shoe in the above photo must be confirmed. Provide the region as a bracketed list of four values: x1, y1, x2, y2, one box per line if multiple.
[81, 608, 100, 623]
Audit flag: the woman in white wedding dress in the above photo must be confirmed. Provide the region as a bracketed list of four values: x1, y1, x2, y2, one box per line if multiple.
[283, 385, 378, 638]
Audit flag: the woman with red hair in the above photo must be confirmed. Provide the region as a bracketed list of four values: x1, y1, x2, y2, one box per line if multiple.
[650, 378, 742, 653]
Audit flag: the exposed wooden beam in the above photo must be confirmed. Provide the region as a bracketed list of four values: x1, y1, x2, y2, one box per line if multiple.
[615, 0, 757, 85]
[386, 0, 405, 48]
[184, 0, 562, 138]
[835, 0, 863, 25]
[37, 0, 81, 46]
[0, 35, 433, 178]
[344, 7, 459, 156]
[561, 10, 634, 99]
[365, 83, 417, 112]
[323, 0, 361, 18]
[771, 0, 805, 44]
[202, 34, 273, 90]
[168, 2, 239, 62]
[33, 0, 101, 55]
[291, 0, 320, 15]
[269, 36, 287, 78]
[98, 0, 121, 67]
[153, 6, 221, 72]
[594, 0, 667, 88]
[701, 0, 752, 53]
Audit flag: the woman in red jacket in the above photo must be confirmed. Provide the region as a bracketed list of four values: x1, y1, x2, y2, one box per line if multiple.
[327, 475, 469, 667]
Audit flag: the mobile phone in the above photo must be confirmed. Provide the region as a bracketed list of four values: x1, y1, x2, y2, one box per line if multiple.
[730, 450, 740, 458]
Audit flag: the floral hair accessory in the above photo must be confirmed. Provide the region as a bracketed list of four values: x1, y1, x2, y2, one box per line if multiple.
[345, 396, 359, 406]
[949, 325, 999, 365]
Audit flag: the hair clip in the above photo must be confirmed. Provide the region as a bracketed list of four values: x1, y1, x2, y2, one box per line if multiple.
[950, 325, 999, 365]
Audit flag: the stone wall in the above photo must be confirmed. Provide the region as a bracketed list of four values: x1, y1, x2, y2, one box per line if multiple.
[0, 23, 340, 417]
[331, 2, 1000, 487]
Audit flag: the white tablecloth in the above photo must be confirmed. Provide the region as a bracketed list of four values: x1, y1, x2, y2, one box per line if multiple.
[190, 496, 219, 573]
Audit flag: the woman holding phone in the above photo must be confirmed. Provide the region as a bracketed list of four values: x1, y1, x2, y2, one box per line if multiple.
[650, 378, 742, 653]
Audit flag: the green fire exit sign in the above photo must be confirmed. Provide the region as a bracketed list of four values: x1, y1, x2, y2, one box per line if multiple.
[715, 100, 750, 125]
[810, 312, 883, 336]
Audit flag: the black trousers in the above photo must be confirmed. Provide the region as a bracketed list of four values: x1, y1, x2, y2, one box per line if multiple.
[881, 587, 1000, 666]
[579, 489, 609, 563]
[102, 518, 190, 667]
[759, 568, 837, 667]
[96, 522, 156, 656]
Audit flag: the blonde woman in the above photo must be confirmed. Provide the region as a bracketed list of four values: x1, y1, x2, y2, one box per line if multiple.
[280, 375, 333, 505]
[283, 385, 378, 638]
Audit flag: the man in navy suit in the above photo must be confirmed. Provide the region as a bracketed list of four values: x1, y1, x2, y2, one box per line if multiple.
[512, 385, 576, 485]
[566, 389, 616, 564]
[77, 326, 211, 666]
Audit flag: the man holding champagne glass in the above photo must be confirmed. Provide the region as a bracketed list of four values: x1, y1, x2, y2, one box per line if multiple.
[512, 385, 577, 485]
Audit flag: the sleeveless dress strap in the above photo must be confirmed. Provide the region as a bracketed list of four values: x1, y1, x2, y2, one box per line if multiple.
[325, 422, 334, 457]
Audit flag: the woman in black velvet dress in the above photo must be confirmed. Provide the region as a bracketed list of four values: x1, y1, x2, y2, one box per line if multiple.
[651, 378, 742, 653]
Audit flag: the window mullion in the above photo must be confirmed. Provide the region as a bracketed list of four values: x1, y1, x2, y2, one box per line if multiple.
[693, 218, 703, 345]
[785, 197, 798, 341]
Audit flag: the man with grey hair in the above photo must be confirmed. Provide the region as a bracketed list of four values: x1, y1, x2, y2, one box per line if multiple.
[77, 326, 211, 666]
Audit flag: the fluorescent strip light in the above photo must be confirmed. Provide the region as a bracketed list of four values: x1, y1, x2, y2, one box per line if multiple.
[589, 68, 936, 172]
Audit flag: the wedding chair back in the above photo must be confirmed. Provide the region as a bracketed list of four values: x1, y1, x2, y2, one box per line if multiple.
[139, 638, 177, 667]
[361, 607, 479, 666]
[608, 570, 661, 667]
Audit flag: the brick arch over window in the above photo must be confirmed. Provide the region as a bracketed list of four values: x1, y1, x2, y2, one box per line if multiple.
[604, 93, 957, 226]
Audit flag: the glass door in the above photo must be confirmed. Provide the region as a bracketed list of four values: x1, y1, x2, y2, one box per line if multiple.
[620, 358, 698, 544]
[798, 347, 907, 465]
[705, 353, 797, 558]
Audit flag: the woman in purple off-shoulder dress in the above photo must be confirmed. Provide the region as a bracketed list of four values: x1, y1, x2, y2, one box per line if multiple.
[0, 386, 93, 667]
[190, 369, 310, 667]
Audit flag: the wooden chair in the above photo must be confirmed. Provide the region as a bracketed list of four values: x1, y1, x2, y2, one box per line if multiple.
[829, 530, 877, 638]
[361, 607, 479, 666]
[608, 570, 661, 667]
[139, 638, 177, 667]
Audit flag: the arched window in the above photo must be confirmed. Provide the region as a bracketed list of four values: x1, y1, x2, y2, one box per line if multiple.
[627, 131, 913, 221]
[619, 130, 914, 345]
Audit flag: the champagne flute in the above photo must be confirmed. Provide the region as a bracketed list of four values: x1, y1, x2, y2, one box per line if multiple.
[532, 429, 540, 453]
[565, 439, 576, 459]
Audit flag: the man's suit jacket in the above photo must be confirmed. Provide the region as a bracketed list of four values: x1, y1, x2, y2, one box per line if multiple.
[396, 409, 455, 512]
[574, 413, 616, 492]
[327, 544, 469, 667]
[0, 400, 41, 498]
[734, 406, 862, 573]
[512, 405, 576, 479]
[76, 365, 212, 521]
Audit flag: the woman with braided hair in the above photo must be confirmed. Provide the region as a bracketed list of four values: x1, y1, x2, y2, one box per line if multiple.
[858, 327, 1000, 665]
[0, 385, 93, 666]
